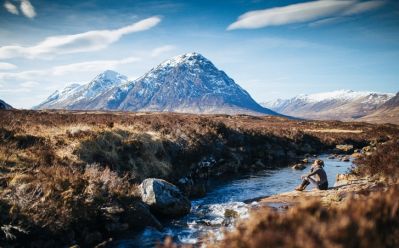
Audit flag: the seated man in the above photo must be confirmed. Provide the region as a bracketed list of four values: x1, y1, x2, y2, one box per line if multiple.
[295, 159, 328, 191]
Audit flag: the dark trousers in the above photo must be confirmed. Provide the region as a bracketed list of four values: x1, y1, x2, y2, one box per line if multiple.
[300, 178, 328, 190]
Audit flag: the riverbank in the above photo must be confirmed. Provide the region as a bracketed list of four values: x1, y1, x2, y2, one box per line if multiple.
[203, 139, 399, 248]
[255, 175, 385, 209]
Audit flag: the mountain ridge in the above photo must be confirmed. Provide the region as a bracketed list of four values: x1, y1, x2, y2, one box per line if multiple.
[35, 53, 281, 116]
[262, 89, 395, 121]
[359, 92, 399, 124]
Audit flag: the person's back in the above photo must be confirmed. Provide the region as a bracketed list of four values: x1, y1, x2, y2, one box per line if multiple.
[310, 166, 328, 189]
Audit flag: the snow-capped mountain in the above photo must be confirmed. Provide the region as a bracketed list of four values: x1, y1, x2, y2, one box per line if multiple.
[0, 99, 13, 110]
[34, 70, 128, 109]
[35, 53, 281, 116]
[262, 90, 395, 120]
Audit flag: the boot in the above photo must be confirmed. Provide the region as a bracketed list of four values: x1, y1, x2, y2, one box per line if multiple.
[295, 179, 310, 191]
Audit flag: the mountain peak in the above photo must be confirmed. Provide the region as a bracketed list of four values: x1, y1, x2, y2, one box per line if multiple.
[85, 70, 128, 94]
[159, 52, 210, 68]
[92, 70, 128, 83]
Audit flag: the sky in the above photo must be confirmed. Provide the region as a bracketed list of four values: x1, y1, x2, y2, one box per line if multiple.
[0, 0, 398, 109]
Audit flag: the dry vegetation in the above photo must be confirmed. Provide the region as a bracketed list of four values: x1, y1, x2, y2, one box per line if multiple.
[352, 139, 399, 182]
[198, 136, 399, 248]
[214, 185, 399, 248]
[0, 109, 398, 247]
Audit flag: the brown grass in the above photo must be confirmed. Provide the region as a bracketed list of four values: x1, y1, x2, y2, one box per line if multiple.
[0, 164, 141, 246]
[0, 109, 398, 247]
[352, 139, 399, 182]
[1, 110, 397, 180]
[213, 185, 399, 248]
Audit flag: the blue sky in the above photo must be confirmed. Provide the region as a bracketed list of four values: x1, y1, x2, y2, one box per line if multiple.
[0, 0, 398, 108]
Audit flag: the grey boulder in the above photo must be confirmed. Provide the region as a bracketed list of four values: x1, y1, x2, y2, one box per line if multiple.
[140, 178, 191, 217]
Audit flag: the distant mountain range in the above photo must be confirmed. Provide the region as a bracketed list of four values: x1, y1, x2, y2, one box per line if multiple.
[359, 92, 399, 124]
[35, 53, 281, 116]
[0, 99, 13, 110]
[262, 90, 396, 122]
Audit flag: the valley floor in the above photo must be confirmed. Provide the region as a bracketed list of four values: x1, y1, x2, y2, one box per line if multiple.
[0, 109, 398, 247]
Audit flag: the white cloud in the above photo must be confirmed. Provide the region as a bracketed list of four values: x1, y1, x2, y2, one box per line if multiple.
[227, 0, 386, 30]
[20, 0, 36, 19]
[0, 16, 162, 59]
[20, 81, 39, 88]
[0, 88, 31, 93]
[150, 45, 176, 57]
[342, 0, 385, 15]
[0, 62, 17, 70]
[51, 56, 141, 75]
[0, 55, 141, 81]
[4, 1, 19, 15]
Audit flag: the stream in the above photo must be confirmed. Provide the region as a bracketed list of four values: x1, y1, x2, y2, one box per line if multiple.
[115, 154, 353, 247]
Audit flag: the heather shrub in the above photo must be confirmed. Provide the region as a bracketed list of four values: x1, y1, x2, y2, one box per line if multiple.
[212, 185, 399, 248]
[352, 139, 399, 181]
[0, 164, 140, 245]
[76, 130, 173, 179]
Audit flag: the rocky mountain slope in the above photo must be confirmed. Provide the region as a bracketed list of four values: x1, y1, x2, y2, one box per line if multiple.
[359, 92, 399, 124]
[33, 70, 128, 110]
[262, 90, 394, 121]
[0, 99, 13, 110]
[35, 53, 280, 116]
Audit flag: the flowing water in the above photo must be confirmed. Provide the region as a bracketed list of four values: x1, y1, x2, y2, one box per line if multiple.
[115, 154, 353, 247]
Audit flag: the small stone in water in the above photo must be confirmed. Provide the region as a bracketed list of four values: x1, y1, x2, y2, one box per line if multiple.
[224, 209, 239, 218]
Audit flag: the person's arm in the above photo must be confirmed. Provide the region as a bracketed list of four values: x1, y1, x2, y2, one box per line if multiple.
[306, 168, 320, 178]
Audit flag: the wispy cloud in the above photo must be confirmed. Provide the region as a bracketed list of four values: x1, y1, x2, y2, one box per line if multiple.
[0, 56, 141, 81]
[4, 1, 19, 15]
[342, 0, 385, 15]
[0, 43, 175, 81]
[0, 88, 31, 93]
[150, 45, 176, 57]
[51, 56, 141, 75]
[3, 0, 36, 18]
[20, 81, 39, 88]
[0, 62, 17, 70]
[20, 0, 36, 19]
[227, 0, 386, 30]
[0, 16, 161, 59]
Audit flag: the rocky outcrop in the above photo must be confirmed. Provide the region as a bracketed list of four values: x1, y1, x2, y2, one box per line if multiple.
[139, 178, 191, 217]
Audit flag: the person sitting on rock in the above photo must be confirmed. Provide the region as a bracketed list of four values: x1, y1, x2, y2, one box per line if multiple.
[295, 159, 328, 191]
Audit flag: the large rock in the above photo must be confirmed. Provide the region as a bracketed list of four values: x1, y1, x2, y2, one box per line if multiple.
[334, 144, 354, 154]
[140, 178, 191, 217]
